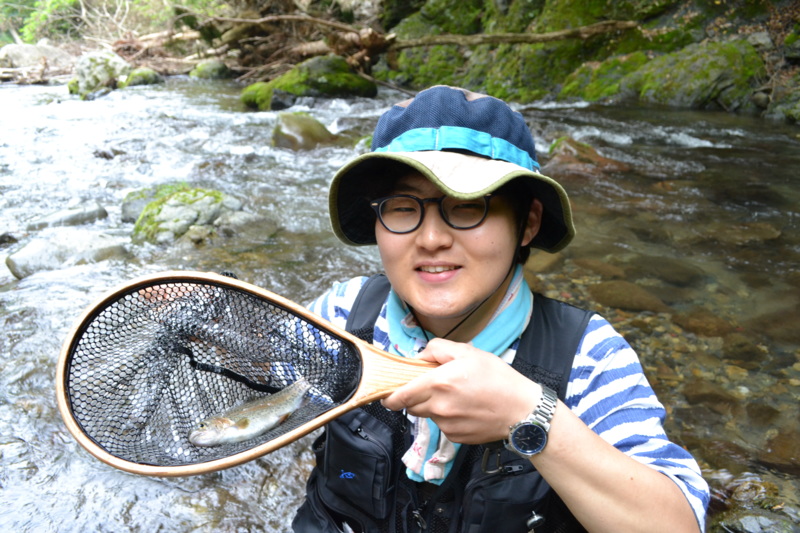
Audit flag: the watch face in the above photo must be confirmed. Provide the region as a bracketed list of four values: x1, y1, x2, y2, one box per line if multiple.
[511, 423, 547, 455]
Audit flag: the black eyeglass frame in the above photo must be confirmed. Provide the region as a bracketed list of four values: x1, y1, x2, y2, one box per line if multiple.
[370, 194, 494, 234]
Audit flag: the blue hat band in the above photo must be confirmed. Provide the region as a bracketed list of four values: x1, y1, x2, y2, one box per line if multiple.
[373, 126, 541, 172]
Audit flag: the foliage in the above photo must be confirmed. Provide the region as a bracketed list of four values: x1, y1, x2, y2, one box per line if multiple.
[3, 0, 229, 43]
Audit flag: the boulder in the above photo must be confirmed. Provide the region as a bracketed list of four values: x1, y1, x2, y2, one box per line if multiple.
[272, 112, 338, 150]
[121, 67, 164, 87]
[242, 54, 376, 111]
[0, 42, 74, 71]
[6, 228, 128, 279]
[132, 187, 244, 244]
[189, 59, 231, 79]
[618, 40, 766, 112]
[69, 50, 131, 99]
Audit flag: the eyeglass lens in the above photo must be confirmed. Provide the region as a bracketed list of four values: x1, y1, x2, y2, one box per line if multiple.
[375, 195, 490, 233]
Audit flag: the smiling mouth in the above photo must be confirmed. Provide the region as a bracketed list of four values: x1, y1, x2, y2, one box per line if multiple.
[417, 265, 459, 273]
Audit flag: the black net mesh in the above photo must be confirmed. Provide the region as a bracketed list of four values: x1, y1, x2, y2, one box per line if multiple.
[62, 278, 362, 467]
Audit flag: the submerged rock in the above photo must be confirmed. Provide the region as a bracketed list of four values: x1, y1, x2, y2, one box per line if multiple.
[25, 202, 108, 230]
[587, 280, 670, 313]
[6, 228, 129, 279]
[272, 112, 338, 150]
[672, 307, 735, 337]
[542, 136, 630, 180]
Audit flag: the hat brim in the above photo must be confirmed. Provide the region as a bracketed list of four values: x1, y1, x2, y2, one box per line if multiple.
[330, 151, 574, 253]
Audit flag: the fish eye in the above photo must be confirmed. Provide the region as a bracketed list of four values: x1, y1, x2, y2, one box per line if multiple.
[198, 423, 206, 429]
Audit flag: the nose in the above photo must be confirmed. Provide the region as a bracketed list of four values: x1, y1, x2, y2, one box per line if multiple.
[415, 203, 454, 250]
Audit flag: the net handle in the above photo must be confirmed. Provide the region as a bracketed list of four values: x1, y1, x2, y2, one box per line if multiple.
[55, 270, 436, 477]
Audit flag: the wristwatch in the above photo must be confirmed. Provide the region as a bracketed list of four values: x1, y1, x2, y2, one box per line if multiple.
[505, 385, 558, 457]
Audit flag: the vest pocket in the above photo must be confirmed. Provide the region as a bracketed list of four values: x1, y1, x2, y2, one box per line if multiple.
[460, 453, 552, 533]
[322, 410, 395, 520]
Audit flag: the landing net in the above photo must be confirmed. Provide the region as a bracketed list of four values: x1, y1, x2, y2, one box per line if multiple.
[61, 277, 362, 468]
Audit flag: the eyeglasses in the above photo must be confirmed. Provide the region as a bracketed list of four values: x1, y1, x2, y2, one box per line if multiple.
[370, 194, 493, 234]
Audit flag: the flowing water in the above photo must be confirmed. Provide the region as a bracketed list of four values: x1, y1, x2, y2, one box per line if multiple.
[0, 78, 799, 532]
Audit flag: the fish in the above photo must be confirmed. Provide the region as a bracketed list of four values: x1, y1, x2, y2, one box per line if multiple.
[188, 378, 311, 447]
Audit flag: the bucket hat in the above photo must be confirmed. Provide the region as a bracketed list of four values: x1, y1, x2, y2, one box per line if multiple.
[329, 86, 574, 252]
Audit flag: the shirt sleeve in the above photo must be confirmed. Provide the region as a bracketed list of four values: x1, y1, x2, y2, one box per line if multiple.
[307, 276, 370, 329]
[565, 315, 710, 532]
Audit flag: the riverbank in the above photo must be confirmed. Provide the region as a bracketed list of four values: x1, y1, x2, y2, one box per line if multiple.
[2, 1, 799, 124]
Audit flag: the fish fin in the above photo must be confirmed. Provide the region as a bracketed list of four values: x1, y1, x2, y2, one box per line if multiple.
[235, 418, 250, 429]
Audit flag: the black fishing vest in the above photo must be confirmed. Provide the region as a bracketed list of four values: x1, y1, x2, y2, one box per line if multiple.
[293, 275, 592, 533]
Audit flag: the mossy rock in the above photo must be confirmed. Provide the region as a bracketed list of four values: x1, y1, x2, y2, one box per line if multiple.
[272, 111, 338, 150]
[189, 59, 232, 80]
[121, 67, 164, 88]
[241, 81, 272, 111]
[559, 52, 650, 102]
[618, 39, 766, 112]
[262, 55, 377, 100]
[132, 186, 240, 244]
[70, 50, 131, 99]
[766, 72, 800, 123]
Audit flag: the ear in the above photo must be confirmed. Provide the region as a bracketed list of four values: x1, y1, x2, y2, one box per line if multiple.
[520, 199, 543, 247]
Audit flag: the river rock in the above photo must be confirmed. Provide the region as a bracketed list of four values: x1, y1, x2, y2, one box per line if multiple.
[587, 280, 670, 313]
[132, 187, 244, 244]
[618, 40, 766, 112]
[0, 42, 74, 71]
[121, 67, 164, 87]
[723, 332, 765, 364]
[189, 59, 231, 79]
[682, 380, 739, 415]
[758, 428, 800, 475]
[705, 221, 782, 247]
[69, 50, 131, 99]
[541, 136, 630, 180]
[273, 112, 338, 150]
[744, 305, 800, 344]
[572, 258, 625, 279]
[25, 202, 108, 230]
[619, 254, 706, 287]
[672, 307, 734, 337]
[524, 251, 564, 274]
[5, 228, 129, 279]
[242, 53, 379, 110]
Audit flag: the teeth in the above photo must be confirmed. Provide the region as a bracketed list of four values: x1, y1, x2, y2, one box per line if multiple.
[419, 265, 456, 273]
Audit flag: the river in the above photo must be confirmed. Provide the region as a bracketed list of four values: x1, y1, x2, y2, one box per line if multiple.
[1, 78, 799, 532]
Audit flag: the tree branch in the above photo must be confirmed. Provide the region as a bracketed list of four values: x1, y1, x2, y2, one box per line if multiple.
[390, 20, 638, 51]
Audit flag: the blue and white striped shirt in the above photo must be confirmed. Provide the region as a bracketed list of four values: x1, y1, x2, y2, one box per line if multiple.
[309, 276, 710, 531]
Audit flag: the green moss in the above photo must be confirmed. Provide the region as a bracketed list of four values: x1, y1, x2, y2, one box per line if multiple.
[132, 184, 213, 243]
[559, 51, 649, 101]
[264, 55, 377, 98]
[241, 82, 272, 111]
[620, 39, 766, 111]
[121, 67, 164, 88]
[189, 59, 231, 79]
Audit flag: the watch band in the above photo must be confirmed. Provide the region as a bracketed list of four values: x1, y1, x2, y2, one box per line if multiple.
[530, 384, 557, 431]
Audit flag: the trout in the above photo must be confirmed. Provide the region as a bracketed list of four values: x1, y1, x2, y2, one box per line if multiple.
[188, 378, 311, 446]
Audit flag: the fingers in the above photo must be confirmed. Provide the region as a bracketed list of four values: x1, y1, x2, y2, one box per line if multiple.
[381, 339, 542, 443]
